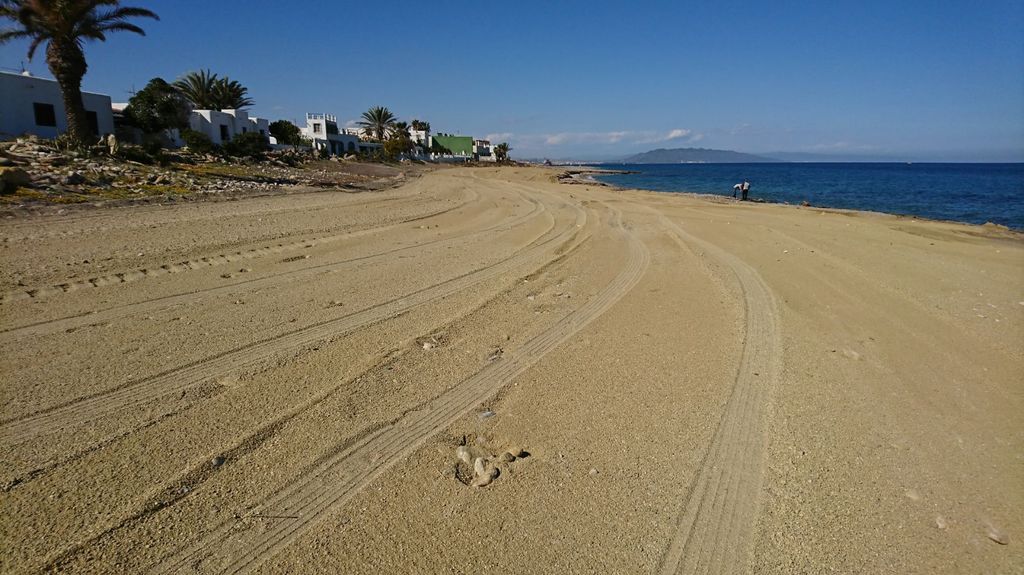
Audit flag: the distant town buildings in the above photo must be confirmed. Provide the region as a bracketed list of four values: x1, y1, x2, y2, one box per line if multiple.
[0, 71, 113, 140]
[1, 71, 507, 163]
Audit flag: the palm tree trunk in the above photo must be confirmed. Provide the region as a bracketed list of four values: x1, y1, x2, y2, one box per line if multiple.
[46, 41, 90, 148]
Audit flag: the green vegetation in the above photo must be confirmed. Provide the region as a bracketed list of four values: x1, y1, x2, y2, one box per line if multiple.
[223, 131, 269, 158]
[358, 106, 397, 142]
[173, 69, 253, 110]
[181, 129, 215, 154]
[0, 0, 159, 148]
[124, 77, 190, 135]
[269, 120, 304, 146]
[495, 142, 511, 162]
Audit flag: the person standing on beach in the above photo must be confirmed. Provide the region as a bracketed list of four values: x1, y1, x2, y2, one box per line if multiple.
[741, 180, 750, 201]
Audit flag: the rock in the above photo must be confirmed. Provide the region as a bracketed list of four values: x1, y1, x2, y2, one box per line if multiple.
[0, 167, 31, 194]
[499, 452, 516, 463]
[0, 157, 12, 167]
[935, 515, 948, 530]
[421, 341, 435, 350]
[471, 457, 499, 487]
[63, 171, 86, 185]
[211, 456, 226, 467]
[455, 446, 473, 465]
[987, 524, 1009, 545]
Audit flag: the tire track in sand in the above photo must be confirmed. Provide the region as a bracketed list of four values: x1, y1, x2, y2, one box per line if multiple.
[0, 187, 480, 305]
[0, 189, 532, 340]
[0, 203, 584, 447]
[654, 210, 782, 575]
[150, 204, 649, 575]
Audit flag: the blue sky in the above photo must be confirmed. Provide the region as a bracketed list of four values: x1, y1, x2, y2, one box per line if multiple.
[2, 0, 1022, 161]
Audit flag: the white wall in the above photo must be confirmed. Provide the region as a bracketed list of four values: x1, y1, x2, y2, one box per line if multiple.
[188, 109, 269, 146]
[0, 71, 114, 140]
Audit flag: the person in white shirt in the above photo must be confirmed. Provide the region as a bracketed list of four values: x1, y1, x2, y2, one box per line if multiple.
[741, 180, 750, 201]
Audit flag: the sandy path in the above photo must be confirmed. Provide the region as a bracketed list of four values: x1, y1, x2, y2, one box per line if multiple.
[1, 166, 1020, 574]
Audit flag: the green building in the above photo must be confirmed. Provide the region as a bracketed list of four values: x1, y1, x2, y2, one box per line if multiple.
[431, 133, 473, 156]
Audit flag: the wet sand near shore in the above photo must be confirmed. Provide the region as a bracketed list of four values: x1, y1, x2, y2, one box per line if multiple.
[1, 166, 1020, 574]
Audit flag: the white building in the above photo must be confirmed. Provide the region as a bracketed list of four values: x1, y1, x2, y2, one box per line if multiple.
[0, 71, 114, 140]
[300, 113, 359, 155]
[473, 139, 495, 162]
[188, 109, 269, 146]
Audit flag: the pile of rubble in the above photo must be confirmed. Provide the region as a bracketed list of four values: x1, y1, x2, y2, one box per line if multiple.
[0, 136, 326, 204]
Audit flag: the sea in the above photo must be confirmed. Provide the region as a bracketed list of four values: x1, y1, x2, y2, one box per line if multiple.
[591, 163, 1024, 230]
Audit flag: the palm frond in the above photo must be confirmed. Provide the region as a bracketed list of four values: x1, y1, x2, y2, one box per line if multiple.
[26, 34, 45, 59]
[95, 21, 144, 35]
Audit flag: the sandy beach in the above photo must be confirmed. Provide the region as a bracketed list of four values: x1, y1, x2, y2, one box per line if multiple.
[1, 165, 1021, 574]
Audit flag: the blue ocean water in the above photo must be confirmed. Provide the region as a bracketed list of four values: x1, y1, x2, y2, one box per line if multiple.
[592, 163, 1024, 230]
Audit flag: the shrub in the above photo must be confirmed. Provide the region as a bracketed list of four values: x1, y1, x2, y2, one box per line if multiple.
[224, 131, 269, 158]
[116, 144, 156, 165]
[181, 129, 215, 154]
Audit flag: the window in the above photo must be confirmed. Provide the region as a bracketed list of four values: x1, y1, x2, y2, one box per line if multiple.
[33, 103, 57, 127]
[86, 111, 99, 136]
[259, 129, 265, 136]
[242, 127, 248, 134]
[313, 123, 322, 134]
[219, 124, 230, 141]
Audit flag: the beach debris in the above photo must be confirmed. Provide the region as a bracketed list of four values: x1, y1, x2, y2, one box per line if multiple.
[801, 200, 811, 207]
[841, 348, 862, 361]
[589, 468, 599, 476]
[904, 489, 921, 501]
[487, 347, 504, 361]
[328, 300, 344, 308]
[421, 341, 435, 350]
[455, 446, 473, 465]
[986, 524, 1009, 545]
[499, 452, 517, 463]
[471, 457, 499, 487]
[478, 410, 496, 420]
[935, 515, 948, 530]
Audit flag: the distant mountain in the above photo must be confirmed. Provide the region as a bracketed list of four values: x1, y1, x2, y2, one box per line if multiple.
[621, 148, 779, 164]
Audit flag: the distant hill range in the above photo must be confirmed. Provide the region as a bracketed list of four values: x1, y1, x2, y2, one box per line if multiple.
[621, 148, 779, 163]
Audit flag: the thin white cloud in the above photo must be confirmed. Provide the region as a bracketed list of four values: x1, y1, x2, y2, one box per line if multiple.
[538, 129, 697, 147]
[485, 132, 514, 142]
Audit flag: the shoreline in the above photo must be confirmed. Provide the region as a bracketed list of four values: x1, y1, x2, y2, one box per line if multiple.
[559, 168, 1024, 234]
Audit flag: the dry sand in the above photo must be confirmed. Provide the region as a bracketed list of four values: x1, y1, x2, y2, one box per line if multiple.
[1, 166, 1020, 574]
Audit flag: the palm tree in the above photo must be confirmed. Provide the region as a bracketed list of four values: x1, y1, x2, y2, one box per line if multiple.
[358, 106, 397, 142]
[391, 121, 409, 139]
[173, 70, 253, 110]
[173, 69, 218, 109]
[495, 142, 512, 162]
[1, 0, 159, 147]
[211, 77, 252, 110]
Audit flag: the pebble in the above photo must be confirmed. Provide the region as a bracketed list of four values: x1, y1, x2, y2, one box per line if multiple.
[455, 446, 472, 465]
[421, 341, 435, 350]
[987, 525, 1009, 545]
[211, 456, 226, 467]
[499, 452, 516, 463]
[471, 457, 499, 488]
